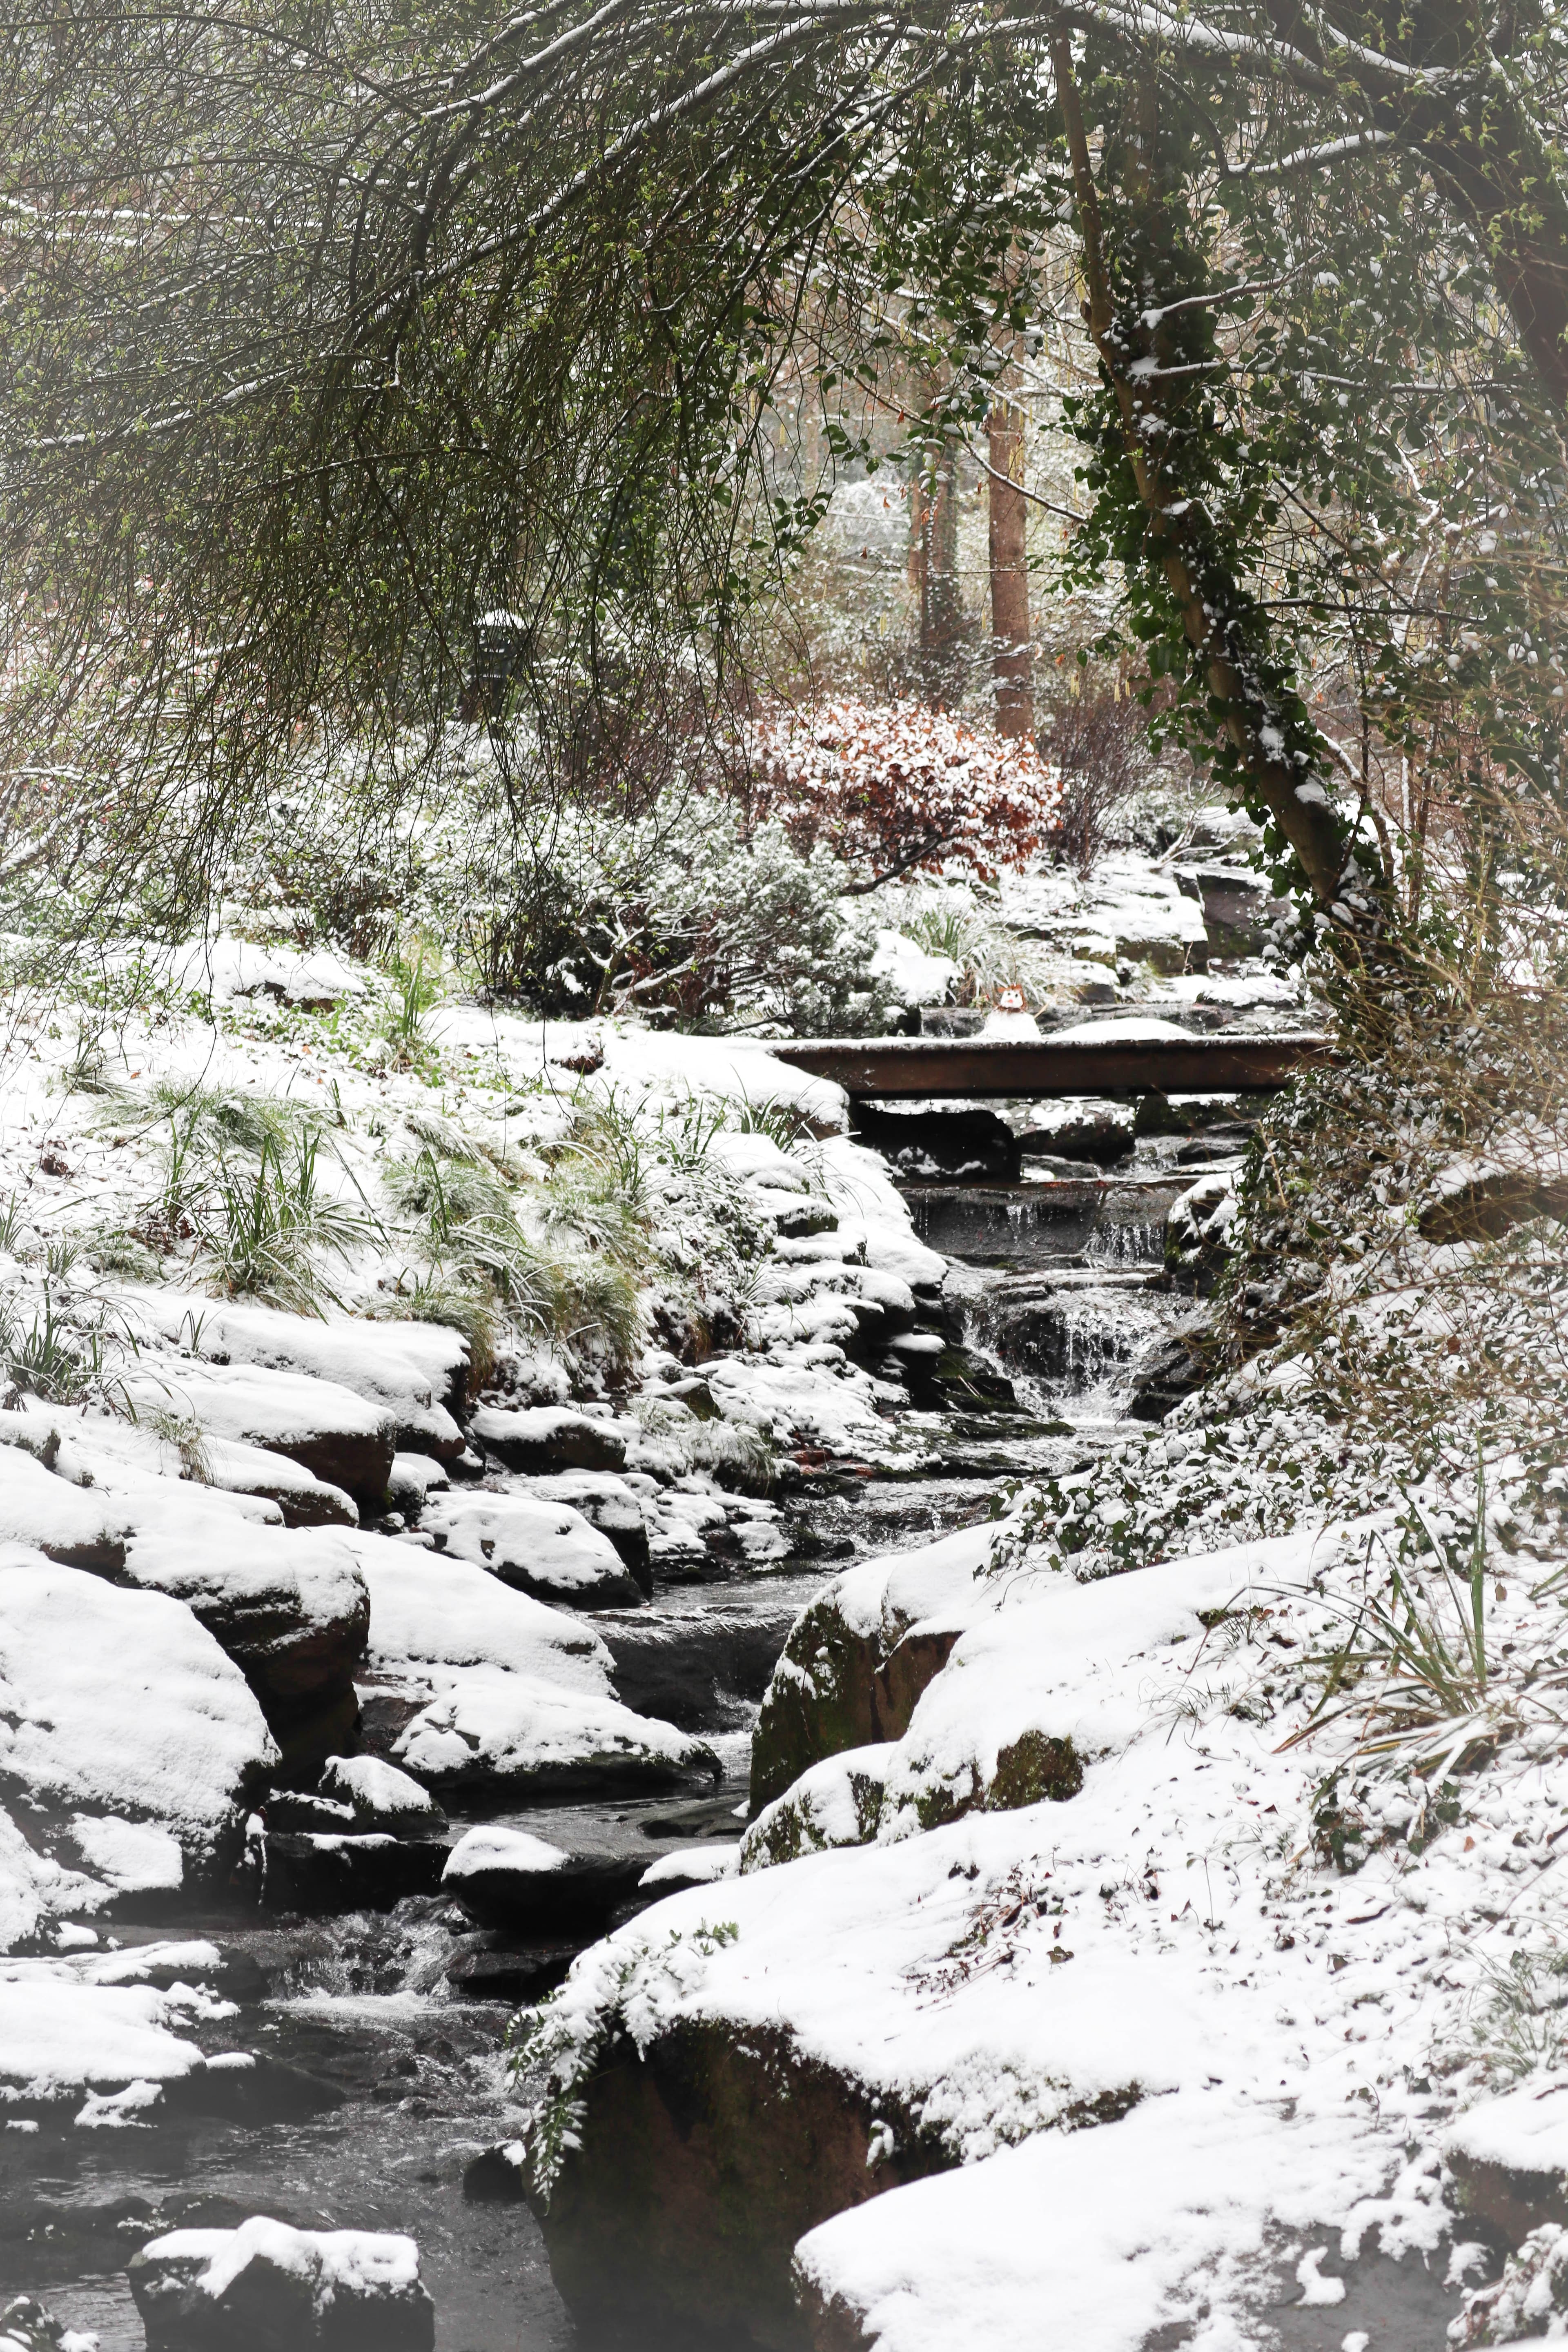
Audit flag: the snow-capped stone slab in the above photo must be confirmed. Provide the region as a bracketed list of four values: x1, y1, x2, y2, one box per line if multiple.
[0, 1546, 276, 1947]
[350, 1535, 716, 1797]
[119, 1359, 396, 1506]
[0, 1446, 129, 1569]
[318, 1753, 444, 1835]
[468, 1405, 628, 1474]
[0, 1978, 206, 2109]
[1446, 2081, 1568, 2241]
[129, 2215, 435, 2350]
[115, 1290, 468, 1456]
[423, 1490, 643, 1608]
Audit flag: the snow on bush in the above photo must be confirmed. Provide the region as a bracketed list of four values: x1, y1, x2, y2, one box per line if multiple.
[742, 699, 1060, 888]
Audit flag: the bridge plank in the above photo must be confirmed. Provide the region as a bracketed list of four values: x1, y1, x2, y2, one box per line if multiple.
[764, 1032, 1330, 1099]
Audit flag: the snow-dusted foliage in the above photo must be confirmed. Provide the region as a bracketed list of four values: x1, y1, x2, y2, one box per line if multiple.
[742, 698, 1060, 887]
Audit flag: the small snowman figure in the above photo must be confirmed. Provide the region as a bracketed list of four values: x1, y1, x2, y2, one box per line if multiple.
[979, 983, 1039, 1041]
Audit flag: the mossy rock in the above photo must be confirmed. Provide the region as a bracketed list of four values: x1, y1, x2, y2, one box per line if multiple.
[537, 2020, 951, 2350]
[987, 1728, 1083, 1809]
[748, 1598, 882, 1814]
[749, 1608, 962, 1816]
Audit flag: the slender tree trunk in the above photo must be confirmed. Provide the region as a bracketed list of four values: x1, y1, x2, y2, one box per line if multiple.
[987, 395, 1033, 738]
[909, 432, 962, 703]
[1051, 36, 1352, 908]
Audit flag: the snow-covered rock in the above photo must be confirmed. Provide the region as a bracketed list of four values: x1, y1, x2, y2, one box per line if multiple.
[118, 1360, 396, 1508]
[121, 1511, 369, 1765]
[350, 1535, 716, 1797]
[421, 1490, 643, 1609]
[442, 1824, 646, 1932]
[128, 2215, 434, 2350]
[468, 1404, 628, 1474]
[115, 1290, 468, 1457]
[318, 1753, 444, 1836]
[520, 1520, 1500, 2348]
[0, 1546, 276, 1948]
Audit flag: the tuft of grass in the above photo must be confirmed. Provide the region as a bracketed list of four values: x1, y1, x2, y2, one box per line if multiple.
[196, 1131, 381, 1314]
[372, 1274, 501, 1395]
[374, 940, 444, 1070]
[0, 1291, 103, 1403]
[1280, 1453, 1566, 1781]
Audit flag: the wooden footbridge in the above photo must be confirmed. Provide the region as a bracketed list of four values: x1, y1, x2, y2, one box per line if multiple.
[766, 1031, 1329, 1100]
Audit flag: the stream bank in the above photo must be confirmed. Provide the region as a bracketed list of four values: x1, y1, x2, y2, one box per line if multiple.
[6, 1131, 1205, 2351]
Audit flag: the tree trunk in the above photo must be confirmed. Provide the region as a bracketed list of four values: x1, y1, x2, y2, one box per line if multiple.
[910, 435, 962, 702]
[987, 397, 1033, 739]
[1051, 37, 1353, 909]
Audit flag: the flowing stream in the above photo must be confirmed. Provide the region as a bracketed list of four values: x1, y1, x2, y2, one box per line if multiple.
[8, 1156, 1202, 2350]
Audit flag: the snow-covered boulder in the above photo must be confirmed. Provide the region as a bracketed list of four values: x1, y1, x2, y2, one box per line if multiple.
[468, 1404, 628, 1474]
[421, 1491, 644, 1610]
[350, 1535, 717, 1797]
[514, 1470, 651, 1582]
[515, 1528, 1417, 2351]
[442, 1824, 646, 1933]
[116, 1291, 468, 1457]
[129, 2215, 434, 2350]
[118, 1360, 396, 1509]
[748, 1524, 993, 1811]
[0, 1445, 129, 1569]
[318, 1753, 444, 1837]
[0, 1547, 276, 1947]
[121, 1510, 370, 1768]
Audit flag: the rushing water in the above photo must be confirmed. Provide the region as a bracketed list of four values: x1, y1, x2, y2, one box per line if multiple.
[14, 1158, 1200, 2348]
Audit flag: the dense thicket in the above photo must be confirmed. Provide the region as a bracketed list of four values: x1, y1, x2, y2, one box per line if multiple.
[2, 0, 1566, 931]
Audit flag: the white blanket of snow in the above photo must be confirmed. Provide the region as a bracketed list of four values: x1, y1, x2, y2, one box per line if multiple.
[443, 1825, 569, 1882]
[351, 1535, 710, 1784]
[1051, 1014, 1195, 1043]
[118, 1358, 394, 1458]
[0, 1979, 209, 2102]
[123, 1510, 368, 1644]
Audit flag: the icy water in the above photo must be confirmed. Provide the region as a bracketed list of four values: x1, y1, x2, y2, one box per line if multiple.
[18, 1152, 1463, 2350]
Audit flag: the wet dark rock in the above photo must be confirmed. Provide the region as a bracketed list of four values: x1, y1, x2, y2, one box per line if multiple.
[536, 2020, 951, 2351]
[850, 1103, 1020, 1185]
[467, 1405, 628, 1474]
[129, 2215, 434, 2351]
[463, 2140, 529, 2203]
[0, 2295, 76, 2350]
[1175, 860, 1287, 956]
[445, 1939, 577, 2005]
[750, 1584, 968, 1814]
[1127, 1308, 1215, 1422]
[1017, 1100, 1135, 1169]
[165, 2052, 346, 2125]
[441, 1826, 648, 1935]
[594, 1603, 800, 1733]
[1419, 1168, 1568, 1245]
[259, 1831, 449, 1915]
